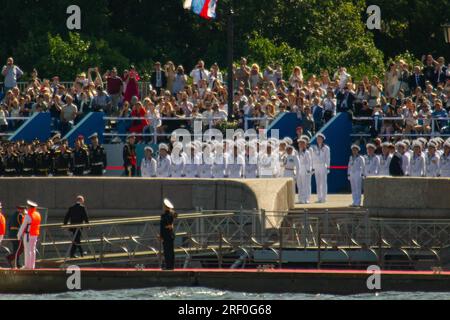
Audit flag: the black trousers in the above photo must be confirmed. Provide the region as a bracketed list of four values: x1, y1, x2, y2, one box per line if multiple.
[90, 165, 104, 176]
[124, 165, 136, 177]
[73, 168, 85, 176]
[163, 239, 175, 270]
[6, 239, 23, 268]
[70, 229, 84, 257]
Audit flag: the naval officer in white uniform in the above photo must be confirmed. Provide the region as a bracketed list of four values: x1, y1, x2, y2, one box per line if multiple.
[283, 144, 299, 199]
[379, 142, 393, 176]
[157, 144, 172, 177]
[364, 143, 380, 177]
[170, 142, 187, 178]
[348, 145, 365, 207]
[425, 142, 440, 178]
[410, 141, 426, 177]
[439, 140, 450, 177]
[311, 134, 331, 203]
[244, 142, 259, 179]
[141, 146, 157, 177]
[296, 138, 312, 204]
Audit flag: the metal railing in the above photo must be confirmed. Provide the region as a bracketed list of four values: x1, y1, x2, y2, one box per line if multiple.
[1, 81, 154, 98]
[0, 117, 31, 137]
[104, 116, 273, 143]
[352, 116, 450, 138]
[1, 209, 447, 270]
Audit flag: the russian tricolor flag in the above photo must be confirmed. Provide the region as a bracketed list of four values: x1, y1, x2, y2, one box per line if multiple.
[184, 0, 217, 20]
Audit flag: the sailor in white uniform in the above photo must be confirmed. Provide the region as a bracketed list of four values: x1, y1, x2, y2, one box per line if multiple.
[348, 145, 365, 207]
[409, 141, 426, 177]
[225, 144, 245, 178]
[170, 142, 187, 178]
[425, 142, 440, 178]
[259, 142, 280, 178]
[439, 140, 450, 177]
[396, 142, 411, 176]
[278, 139, 288, 177]
[301, 136, 313, 200]
[283, 144, 299, 198]
[157, 144, 172, 177]
[185, 143, 201, 178]
[404, 140, 414, 159]
[244, 142, 259, 179]
[141, 146, 157, 177]
[199, 143, 214, 178]
[311, 134, 331, 203]
[379, 142, 393, 176]
[364, 143, 380, 177]
[212, 141, 226, 178]
[296, 138, 312, 204]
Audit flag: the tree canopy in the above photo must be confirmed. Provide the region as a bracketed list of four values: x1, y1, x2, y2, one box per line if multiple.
[0, 0, 448, 80]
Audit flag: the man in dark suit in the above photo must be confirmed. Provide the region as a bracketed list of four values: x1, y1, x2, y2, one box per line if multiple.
[64, 196, 90, 258]
[409, 66, 426, 92]
[336, 86, 355, 113]
[389, 145, 404, 177]
[150, 62, 167, 94]
[433, 65, 447, 87]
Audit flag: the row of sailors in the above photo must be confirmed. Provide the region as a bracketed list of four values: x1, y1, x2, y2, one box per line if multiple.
[355, 138, 450, 178]
[348, 137, 450, 207]
[141, 134, 331, 204]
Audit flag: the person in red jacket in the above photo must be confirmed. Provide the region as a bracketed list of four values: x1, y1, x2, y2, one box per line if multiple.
[0, 203, 6, 248]
[129, 101, 149, 140]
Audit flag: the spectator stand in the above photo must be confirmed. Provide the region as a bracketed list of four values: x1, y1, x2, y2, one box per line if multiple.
[8, 112, 51, 143]
[64, 112, 105, 147]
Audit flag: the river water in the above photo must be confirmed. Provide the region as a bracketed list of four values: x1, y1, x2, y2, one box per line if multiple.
[0, 288, 448, 300]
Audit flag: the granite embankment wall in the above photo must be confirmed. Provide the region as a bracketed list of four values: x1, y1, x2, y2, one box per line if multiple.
[0, 178, 295, 223]
[365, 177, 450, 218]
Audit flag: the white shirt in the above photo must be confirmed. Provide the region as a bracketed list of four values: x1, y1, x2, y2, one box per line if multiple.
[170, 152, 187, 178]
[17, 214, 32, 240]
[439, 153, 450, 177]
[401, 152, 411, 176]
[157, 155, 172, 177]
[225, 155, 245, 178]
[410, 154, 426, 177]
[190, 68, 210, 86]
[185, 154, 201, 178]
[311, 144, 331, 170]
[199, 153, 214, 178]
[379, 154, 392, 176]
[141, 158, 157, 178]
[259, 152, 280, 177]
[348, 155, 365, 177]
[212, 153, 226, 178]
[425, 153, 440, 177]
[244, 155, 259, 178]
[364, 154, 380, 177]
[297, 150, 312, 175]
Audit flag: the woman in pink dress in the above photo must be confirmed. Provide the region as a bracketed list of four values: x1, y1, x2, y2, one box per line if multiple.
[123, 66, 140, 103]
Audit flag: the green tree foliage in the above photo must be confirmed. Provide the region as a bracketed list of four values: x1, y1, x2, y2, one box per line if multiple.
[0, 0, 447, 80]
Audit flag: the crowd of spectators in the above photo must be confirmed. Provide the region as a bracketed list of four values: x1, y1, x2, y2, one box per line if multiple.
[1, 55, 449, 142]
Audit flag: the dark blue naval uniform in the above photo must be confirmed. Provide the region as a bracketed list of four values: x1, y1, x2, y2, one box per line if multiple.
[160, 210, 175, 270]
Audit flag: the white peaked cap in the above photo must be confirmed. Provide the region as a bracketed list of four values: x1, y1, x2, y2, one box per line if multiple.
[27, 200, 38, 207]
[159, 144, 169, 151]
[163, 198, 174, 210]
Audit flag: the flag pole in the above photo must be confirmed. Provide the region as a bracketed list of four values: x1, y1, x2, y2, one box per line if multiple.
[227, 6, 234, 122]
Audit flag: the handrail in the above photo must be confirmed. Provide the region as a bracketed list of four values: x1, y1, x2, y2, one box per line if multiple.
[41, 212, 236, 229]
